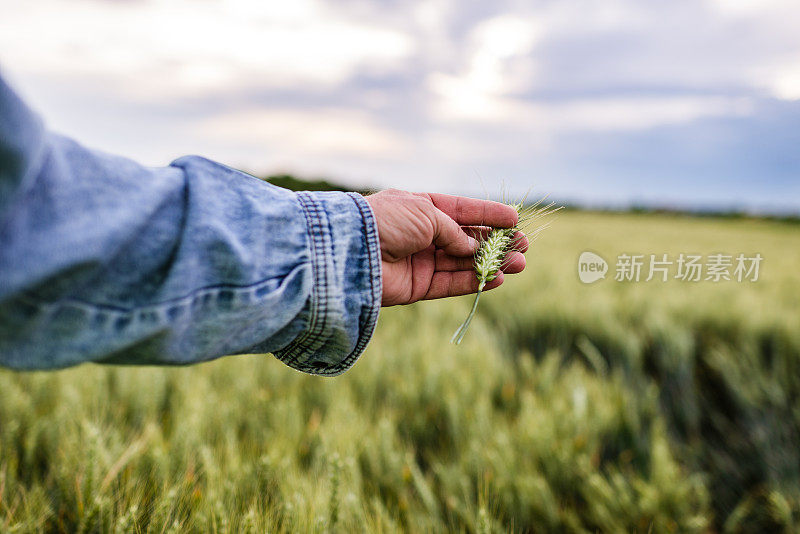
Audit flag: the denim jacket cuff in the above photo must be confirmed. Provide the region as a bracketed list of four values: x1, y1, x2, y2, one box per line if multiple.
[272, 191, 382, 375]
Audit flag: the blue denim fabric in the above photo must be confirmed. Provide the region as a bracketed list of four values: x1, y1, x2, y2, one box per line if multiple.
[0, 74, 382, 376]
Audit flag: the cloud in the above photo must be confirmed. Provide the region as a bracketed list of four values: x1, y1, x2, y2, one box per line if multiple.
[768, 66, 800, 100]
[427, 15, 541, 121]
[549, 98, 800, 211]
[1, 0, 799, 211]
[0, 0, 413, 100]
[199, 107, 409, 158]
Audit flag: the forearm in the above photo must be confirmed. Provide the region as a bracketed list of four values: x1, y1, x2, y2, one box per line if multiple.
[0, 79, 381, 373]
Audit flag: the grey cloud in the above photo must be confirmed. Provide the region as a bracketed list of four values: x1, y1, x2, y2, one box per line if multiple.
[6, 0, 800, 211]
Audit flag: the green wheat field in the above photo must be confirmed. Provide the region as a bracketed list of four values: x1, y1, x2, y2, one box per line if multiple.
[1, 211, 799, 533]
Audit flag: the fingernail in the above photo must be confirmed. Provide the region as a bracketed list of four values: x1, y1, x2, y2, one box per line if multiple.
[468, 236, 479, 251]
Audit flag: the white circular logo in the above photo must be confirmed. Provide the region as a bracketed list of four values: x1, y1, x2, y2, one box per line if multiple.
[578, 251, 608, 284]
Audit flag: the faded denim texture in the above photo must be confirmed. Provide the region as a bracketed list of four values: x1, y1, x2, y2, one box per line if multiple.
[0, 74, 382, 376]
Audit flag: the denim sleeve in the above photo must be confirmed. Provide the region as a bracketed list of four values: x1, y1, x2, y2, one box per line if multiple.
[0, 75, 382, 376]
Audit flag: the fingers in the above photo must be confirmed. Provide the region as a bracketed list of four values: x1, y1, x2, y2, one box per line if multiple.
[463, 227, 529, 253]
[501, 251, 526, 274]
[423, 252, 524, 298]
[435, 249, 526, 273]
[423, 270, 505, 300]
[434, 249, 474, 271]
[428, 209, 530, 258]
[509, 231, 529, 253]
[423, 245, 526, 300]
[430, 207, 479, 257]
[425, 193, 518, 228]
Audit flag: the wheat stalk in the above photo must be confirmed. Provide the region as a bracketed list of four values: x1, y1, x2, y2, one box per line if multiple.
[451, 197, 561, 345]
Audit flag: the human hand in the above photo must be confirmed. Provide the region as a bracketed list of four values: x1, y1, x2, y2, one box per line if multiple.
[365, 189, 529, 306]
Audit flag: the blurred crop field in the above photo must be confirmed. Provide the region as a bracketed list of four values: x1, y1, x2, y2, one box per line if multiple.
[1, 211, 799, 533]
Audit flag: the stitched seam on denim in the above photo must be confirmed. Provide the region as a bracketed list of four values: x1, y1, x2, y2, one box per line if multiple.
[299, 193, 332, 360]
[273, 192, 321, 364]
[310, 193, 381, 375]
[273, 192, 332, 368]
[289, 193, 381, 376]
[355, 193, 382, 349]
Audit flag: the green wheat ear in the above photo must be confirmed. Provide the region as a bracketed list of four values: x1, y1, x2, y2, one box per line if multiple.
[451, 196, 561, 345]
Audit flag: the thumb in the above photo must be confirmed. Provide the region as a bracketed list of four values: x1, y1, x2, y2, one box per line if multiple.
[430, 207, 479, 256]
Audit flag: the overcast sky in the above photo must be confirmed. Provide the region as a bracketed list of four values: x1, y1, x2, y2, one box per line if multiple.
[1, 0, 799, 212]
